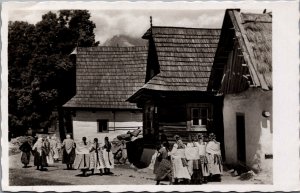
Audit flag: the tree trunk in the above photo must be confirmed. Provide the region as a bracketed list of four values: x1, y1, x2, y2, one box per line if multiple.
[58, 106, 66, 141]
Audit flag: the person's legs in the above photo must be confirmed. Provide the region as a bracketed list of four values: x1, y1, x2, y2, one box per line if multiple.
[99, 169, 103, 176]
[156, 180, 160, 185]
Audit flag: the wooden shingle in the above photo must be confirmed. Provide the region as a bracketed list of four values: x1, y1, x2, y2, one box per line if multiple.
[64, 46, 147, 109]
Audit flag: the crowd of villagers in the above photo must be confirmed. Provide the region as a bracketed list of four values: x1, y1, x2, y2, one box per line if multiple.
[19, 134, 116, 176]
[152, 133, 223, 185]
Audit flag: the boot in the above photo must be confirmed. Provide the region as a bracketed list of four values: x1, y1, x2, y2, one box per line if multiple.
[99, 169, 103, 176]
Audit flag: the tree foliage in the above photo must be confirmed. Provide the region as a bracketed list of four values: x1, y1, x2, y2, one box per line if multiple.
[8, 10, 99, 136]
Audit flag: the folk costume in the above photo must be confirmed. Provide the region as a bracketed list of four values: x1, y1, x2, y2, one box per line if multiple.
[19, 141, 32, 167]
[170, 136, 191, 183]
[62, 135, 76, 169]
[186, 141, 203, 184]
[206, 133, 223, 182]
[155, 145, 172, 185]
[89, 139, 105, 175]
[74, 137, 90, 176]
[32, 138, 48, 171]
[103, 137, 114, 174]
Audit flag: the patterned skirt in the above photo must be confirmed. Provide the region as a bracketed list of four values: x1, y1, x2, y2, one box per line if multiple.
[21, 152, 31, 165]
[89, 151, 105, 169]
[74, 154, 90, 170]
[155, 159, 173, 181]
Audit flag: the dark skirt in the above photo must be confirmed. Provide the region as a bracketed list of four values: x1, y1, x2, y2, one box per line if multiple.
[155, 159, 172, 181]
[62, 148, 76, 164]
[153, 157, 160, 174]
[21, 152, 31, 165]
[191, 160, 203, 184]
[34, 151, 47, 167]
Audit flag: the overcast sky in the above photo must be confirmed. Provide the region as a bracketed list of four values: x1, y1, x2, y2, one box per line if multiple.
[8, 9, 229, 44]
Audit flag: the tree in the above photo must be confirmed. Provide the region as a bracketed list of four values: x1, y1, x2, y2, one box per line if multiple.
[8, 10, 99, 138]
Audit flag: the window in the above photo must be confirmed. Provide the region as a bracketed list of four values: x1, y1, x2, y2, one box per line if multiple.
[97, 119, 108, 132]
[191, 107, 208, 126]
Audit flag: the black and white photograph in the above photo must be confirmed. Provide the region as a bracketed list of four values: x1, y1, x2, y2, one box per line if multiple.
[1, 1, 299, 192]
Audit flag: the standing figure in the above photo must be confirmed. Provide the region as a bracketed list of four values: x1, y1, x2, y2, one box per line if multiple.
[89, 138, 105, 175]
[102, 137, 114, 175]
[50, 136, 60, 162]
[186, 135, 203, 184]
[197, 133, 209, 183]
[62, 134, 76, 170]
[19, 139, 32, 168]
[74, 137, 90, 176]
[32, 138, 48, 171]
[155, 143, 173, 185]
[169, 135, 191, 184]
[119, 140, 127, 164]
[206, 133, 223, 182]
[45, 136, 53, 165]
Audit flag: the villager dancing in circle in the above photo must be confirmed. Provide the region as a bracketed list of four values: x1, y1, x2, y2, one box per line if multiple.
[102, 137, 114, 175]
[45, 136, 53, 165]
[19, 138, 32, 168]
[197, 133, 209, 183]
[89, 138, 105, 175]
[50, 136, 60, 162]
[154, 142, 173, 185]
[170, 135, 191, 184]
[74, 137, 90, 176]
[62, 134, 76, 170]
[32, 137, 48, 171]
[206, 133, 223, 182]
[186, 135, 203, 184]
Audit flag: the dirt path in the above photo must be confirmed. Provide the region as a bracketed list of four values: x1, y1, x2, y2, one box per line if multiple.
[9, 153, 266, 185]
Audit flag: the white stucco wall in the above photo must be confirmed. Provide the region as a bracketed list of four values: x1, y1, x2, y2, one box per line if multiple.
[72, 110, 143, 144]
[223, 88, 272, 173]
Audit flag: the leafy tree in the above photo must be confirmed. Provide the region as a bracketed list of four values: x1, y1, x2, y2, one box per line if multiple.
[8, 10, 99, 139]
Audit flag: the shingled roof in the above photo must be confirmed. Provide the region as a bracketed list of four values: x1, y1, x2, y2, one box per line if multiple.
[141, 26, 221, 91]
[209, 9, 272, 93]
[64, 46, 147, 109]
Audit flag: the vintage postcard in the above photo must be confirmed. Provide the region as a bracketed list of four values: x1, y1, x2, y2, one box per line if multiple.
[1, 1, 299, 192]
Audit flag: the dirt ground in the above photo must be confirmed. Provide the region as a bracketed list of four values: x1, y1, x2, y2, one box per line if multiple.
[9, 153, 269, 186]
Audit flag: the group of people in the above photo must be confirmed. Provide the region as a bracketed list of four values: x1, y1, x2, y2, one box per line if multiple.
[19, 134, 114, 176]
[19, 135, 60, 170]
[153, 133, 223, 185]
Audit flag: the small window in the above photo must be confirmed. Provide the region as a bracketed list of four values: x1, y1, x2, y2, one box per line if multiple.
[97, 119, 108, 132]
[192, 107, 208, 126]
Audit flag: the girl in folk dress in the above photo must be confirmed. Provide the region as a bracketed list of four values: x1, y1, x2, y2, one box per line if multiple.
[197, 133, 209, 183]
[169, 135, 191, 184]
[102, 137, 114, 175]
[62, 134, 76, 169]
[19, 140, 32, 168]
[74, 137, 90, 176]
[32, 138, 48, 171]
[46, 136, 54, 165]
[206, 133, 223, 182]
[50, 136, 60, 162]
[155, 143, 173, 185]
[186, 135, 203, 184]
[89, 138, 105, 175]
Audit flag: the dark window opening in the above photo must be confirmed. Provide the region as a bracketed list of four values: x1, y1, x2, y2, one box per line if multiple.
[97, 119, 108, 133]
[192, 107, 208, 126]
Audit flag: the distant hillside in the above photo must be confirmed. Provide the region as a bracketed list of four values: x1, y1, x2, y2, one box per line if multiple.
[103, 35, 147, 47]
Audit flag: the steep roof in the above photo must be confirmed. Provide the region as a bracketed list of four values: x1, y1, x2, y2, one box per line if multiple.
[209, 9, 272, 92]
[64, 46, 147, 109]
[142, 26, 221, 91]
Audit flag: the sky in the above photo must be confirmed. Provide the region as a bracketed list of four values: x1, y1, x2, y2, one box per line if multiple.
[8, 9, 227, 44]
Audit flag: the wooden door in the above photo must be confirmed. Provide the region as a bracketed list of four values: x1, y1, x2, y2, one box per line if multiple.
[236, 113, 246, 163]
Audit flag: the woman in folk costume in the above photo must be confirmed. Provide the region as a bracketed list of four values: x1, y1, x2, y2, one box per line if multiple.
[74, 137, 91, 176]
[32, 137, 48, 171]
[62, 134, 76, 169]
[206, 133, 223, 182]
[169, 135, 190, 184]
[46, 136, 54, 165]
[155, 142, 173, 185]
[19, 139, 32, 168]
[186, 135, 203, 184]
[197, 133, 209, 183]
[89, 138, 105, 175]
[102, 137, 114, 175]
[50, 136, 60, 162]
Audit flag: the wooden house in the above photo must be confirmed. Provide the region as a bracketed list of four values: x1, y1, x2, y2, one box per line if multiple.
[64, 46, 147, 143]
[208, 9, 272, 173]
[127, 26, 223, 148]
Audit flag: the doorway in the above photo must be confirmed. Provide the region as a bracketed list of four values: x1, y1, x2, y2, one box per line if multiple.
[236, 113, 246, 163]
